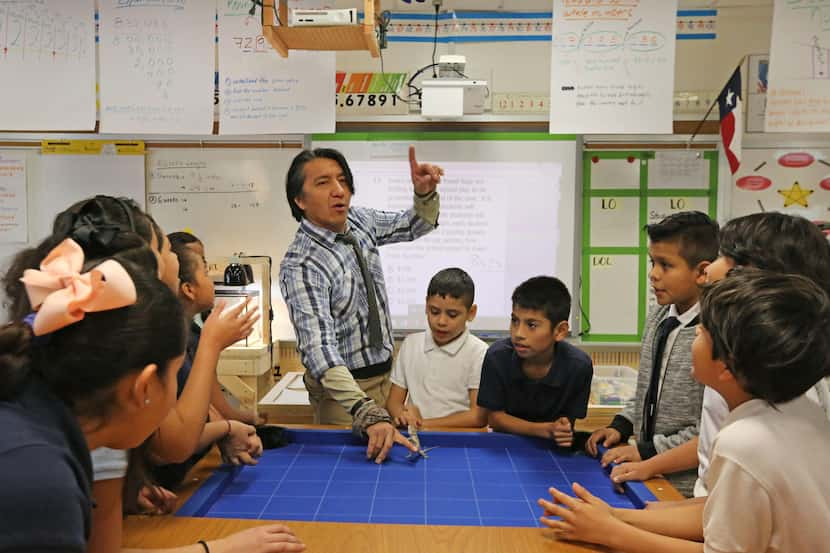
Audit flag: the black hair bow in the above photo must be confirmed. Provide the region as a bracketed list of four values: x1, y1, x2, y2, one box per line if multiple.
[70, 214, 124, 249]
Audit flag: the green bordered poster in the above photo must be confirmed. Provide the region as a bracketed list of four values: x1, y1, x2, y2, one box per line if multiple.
[581, 150, 718, 342]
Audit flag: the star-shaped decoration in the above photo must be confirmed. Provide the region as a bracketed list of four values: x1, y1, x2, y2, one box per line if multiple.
[777, 181, 813, 208]
[726, 90, 734, 107]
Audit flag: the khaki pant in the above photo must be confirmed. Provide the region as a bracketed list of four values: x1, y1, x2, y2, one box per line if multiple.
[304, 370, 391, 426]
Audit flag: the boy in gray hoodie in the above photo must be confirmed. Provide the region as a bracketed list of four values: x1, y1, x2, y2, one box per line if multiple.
[586, 211, 719, 497]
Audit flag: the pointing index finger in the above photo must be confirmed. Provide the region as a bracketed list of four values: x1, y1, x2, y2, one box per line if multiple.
[409, 145, 418, 172]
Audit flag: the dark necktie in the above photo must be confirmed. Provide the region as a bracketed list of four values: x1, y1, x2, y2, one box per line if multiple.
[643, 315, 681, 441]
[339, 232, 383, 348]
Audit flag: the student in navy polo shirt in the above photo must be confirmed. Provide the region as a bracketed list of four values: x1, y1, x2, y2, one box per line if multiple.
[477, 276, 593, 447]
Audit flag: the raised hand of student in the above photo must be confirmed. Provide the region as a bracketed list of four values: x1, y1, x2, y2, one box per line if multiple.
[600, 444, 641, 468]
[409, 145, 444, 196]
[210, 524, 305, 553]
[202, 299, 261, 351]
[610, 459, 656, 484]
[538, 483, 621, 546]
[585, 427, 622, 457]
[394, 405, 423, 429]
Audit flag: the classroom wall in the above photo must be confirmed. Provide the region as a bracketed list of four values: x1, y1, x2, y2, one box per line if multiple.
[332, 1, 775, 111]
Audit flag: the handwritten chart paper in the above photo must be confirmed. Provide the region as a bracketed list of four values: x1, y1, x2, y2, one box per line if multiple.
[0, 0, 95, 130]
[0, 154, 27, 243]
[550, 0, 677, 134]
[766, 0, 830, 132]
[218, 2, 335, 135]
[99, 0, 215, 134]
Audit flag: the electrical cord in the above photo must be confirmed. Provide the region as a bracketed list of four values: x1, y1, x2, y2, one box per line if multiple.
[431, 4, 440, 78]
[249, 0, 282, 26]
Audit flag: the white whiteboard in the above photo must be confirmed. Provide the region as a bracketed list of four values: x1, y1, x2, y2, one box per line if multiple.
[36, 154, 146, 243]
[313, 138, 578, 334]
[145, 148, 299, 339]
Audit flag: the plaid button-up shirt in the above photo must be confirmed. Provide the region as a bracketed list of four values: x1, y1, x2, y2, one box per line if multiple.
[280, 204, 436, 379]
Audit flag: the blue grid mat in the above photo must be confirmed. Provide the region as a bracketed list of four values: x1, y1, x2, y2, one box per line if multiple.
[178, 430, 655, 527]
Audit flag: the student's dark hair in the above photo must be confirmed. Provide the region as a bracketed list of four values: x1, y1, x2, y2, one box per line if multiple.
[3, 196, 159, 321]
[719, 212, 830, 295]
[426, 267, 475, 308]
[168, 231, 203, 249]
[0, 255, 186, 420]
[511, 276, 571, 326]
[285, 148, 355, 222]
[700, 268, 830, 404]
[170, 238, 202, 286]
[645, 210, 719, 268]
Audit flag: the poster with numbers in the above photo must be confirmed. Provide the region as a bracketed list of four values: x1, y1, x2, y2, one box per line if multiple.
[98, 0, 215, 134]
[550, 0, 678, 134]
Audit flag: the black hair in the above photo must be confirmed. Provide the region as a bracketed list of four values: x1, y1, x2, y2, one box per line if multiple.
[285, 148, 355, 222]
[169, 237, 202, 287]
[3, 196, 159, 321]
[719, 212, 830, 295]
[511, 276, 571, 326]
[700, 268, 830, 404]
[426, 267, 475, 308]
[645, 211, 719, 268]
[0, 255, 186, 421]
[168, 231, 202, 249]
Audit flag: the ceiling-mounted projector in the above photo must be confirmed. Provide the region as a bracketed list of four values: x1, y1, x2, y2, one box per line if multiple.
[289, 8, 358, 26]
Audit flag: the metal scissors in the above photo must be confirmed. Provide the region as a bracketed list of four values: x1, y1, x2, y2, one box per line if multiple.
[406, 425, 438, 461]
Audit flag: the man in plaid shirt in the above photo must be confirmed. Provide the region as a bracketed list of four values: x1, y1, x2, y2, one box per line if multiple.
[280, 146, 442, 463]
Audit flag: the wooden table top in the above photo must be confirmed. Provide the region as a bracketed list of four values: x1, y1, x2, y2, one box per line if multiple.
[123, 426, 683, 553]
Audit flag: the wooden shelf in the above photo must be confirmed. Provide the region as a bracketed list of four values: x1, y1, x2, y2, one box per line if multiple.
[262, 0, 380, 58]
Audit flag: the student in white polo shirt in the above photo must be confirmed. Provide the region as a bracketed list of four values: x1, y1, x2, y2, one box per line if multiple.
[536, 269, 830, 553]
[386, 268, 488, 428]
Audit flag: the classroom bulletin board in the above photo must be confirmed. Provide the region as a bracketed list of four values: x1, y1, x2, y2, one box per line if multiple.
[581, 150, 718, 342]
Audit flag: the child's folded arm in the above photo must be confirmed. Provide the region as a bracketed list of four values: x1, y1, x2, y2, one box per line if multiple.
[652, 423, 700, 455]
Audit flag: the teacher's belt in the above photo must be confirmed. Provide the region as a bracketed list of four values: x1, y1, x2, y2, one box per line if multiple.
[350, 358, 392, 380]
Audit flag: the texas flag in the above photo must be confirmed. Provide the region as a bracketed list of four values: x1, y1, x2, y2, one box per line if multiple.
[718, 67, 743, 174]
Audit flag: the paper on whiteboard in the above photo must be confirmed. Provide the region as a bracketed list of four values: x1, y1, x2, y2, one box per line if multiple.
[0, 0, 95, 131]
[0, 154, 27, 244]
[766, 0, 830, 132]
[218, 3, 335, 135]
[549, 0, 678, 134]
[98, 0, 215, 134]
[648, 151, 709, 189]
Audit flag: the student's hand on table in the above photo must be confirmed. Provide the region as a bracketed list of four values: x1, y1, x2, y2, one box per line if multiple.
[552, 417, 573, 447]
[136, 484, 177, 515]
[585, 427, 622, 457]
[610, 459, 655, 484]
[394, 405, 423, 429]
[202, 299, 261, 351]
[600, 444, 641, 468]
[220, 421, 262, 466]
[538, 483, 622, 546]
[365, 421, 419, 464]
[536, 418, 573, 447]
[409, 145, 444, 196]
[211, 524, 305, 553]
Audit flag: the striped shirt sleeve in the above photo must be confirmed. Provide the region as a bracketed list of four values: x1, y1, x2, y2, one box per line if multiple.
[357, 195, 438, 247]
